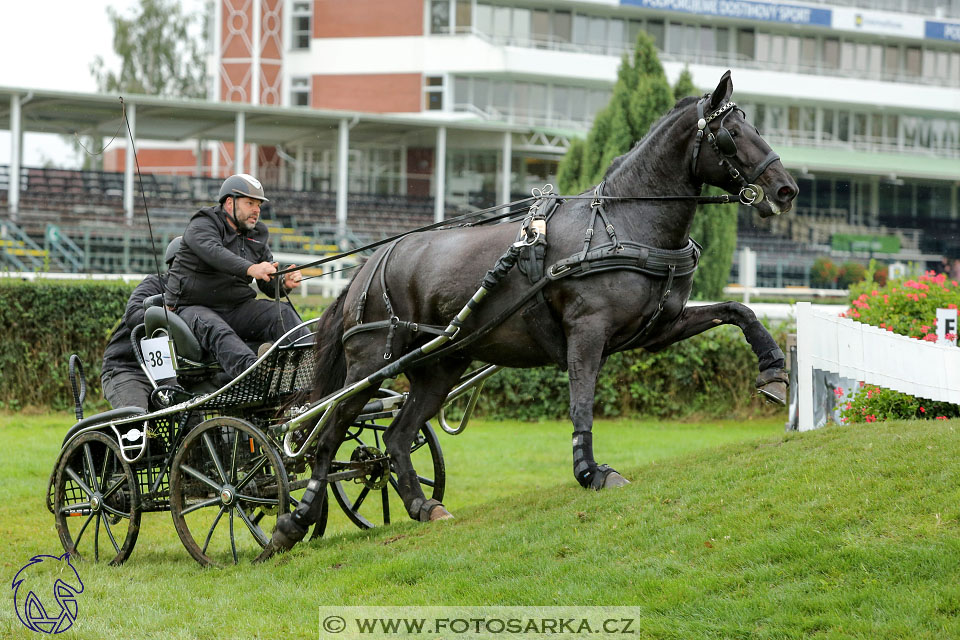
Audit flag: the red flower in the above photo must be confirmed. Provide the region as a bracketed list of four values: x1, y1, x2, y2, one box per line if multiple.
[920, 406, 925, 413]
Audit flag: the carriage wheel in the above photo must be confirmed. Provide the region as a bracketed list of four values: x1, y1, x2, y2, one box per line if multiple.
[330, 421, 445, 529]
[54, 432, 141, 566]
[169, 417, 289, 567]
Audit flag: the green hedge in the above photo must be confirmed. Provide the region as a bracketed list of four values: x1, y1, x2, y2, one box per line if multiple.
[0, 279, 132, 411]
[0, 280, 788, 420]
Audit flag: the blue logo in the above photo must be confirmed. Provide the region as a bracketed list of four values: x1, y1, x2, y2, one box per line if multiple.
[11, 554, 84, 634]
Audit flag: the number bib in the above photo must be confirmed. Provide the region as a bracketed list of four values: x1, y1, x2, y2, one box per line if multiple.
[140, 337, 176, 380]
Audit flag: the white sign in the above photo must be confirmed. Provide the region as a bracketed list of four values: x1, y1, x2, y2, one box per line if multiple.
[140, 337, 177, 380]
[937, 308, 958, 346]
[832, 7, 925, 38]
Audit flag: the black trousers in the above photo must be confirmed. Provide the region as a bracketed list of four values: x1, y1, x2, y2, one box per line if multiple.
[177, 299, 307, 378]
[101, 366, 152, 411]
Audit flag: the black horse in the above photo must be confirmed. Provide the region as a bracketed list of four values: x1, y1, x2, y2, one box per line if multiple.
[268, 71, 798, 551]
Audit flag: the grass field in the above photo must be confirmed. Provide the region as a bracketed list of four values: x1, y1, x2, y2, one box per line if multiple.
[2, 411, 958, 639]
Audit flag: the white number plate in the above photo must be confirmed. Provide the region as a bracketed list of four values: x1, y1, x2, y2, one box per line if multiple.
[140, 337, 176, 380]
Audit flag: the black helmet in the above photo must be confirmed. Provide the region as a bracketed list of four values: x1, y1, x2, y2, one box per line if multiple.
[165, 236, 182, 267]
[218, 173, 269, 203]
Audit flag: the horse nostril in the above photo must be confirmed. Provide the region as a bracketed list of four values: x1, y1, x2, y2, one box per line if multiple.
[778, 185, 797, 201]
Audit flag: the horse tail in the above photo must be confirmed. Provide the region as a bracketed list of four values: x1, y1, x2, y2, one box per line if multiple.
[310, 285, 349, 400]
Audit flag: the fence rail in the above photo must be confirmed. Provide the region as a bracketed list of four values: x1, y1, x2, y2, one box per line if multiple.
[795, 302, 960, 430]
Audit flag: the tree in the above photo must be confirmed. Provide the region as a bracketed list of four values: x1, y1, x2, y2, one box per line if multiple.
[555, 39, 738, 300]
[91, 0, 208, 99]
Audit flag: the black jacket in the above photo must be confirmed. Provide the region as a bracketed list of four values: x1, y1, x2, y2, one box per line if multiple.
[164, 205, 283, 310]
[102, 274, 167, 373]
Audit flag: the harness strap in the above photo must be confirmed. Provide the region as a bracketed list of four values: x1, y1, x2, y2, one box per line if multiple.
[342, 318, 446, 343]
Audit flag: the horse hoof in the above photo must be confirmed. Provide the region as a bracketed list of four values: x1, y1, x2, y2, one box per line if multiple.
[758, 380, 787, 405]
[603, 472, 630, 488]
[428, 505, 455, 521]
[268, 513, 306, 552]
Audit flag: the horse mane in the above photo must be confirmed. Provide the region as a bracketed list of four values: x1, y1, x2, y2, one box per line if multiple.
[603, 94, 700, 185]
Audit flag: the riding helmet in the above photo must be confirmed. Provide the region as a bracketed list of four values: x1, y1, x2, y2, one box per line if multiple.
[165, 236, 182, 266]
[217, 173, 269, 203]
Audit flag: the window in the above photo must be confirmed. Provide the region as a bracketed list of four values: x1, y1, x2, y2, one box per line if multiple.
[532, 9, 550, 44]
[800, 37, 816, 69]
[736, 28, 754, 60]
[823, 38, 839, 69]
[647, 20, 665, 50]
[290, 77, 309, 107]
[493, 7, 511, 39]
[822, 109, 834, 141]
[700, 26, 715, 58]
[455, 0, 472, 32]
[716, 27, 730, 58]
[454, 77, 470, 106]
[475, 4, 492, 34]
[608, 19, 625, 53]
[430, 0, 450, 34]
[572, 14, 589, 46]
[553, 11, 572, 44]
[784, 36, 800, 66]
[905, 47, 922, 76]
[512, 8, 531, 42]
[424, 76, 444, 111]
[884, 45, 900, 78]
[291, 1, 311, 50]
[667, 22, 684, 54]
[553, 86, 569, 122]
[473, 79, 489, 111]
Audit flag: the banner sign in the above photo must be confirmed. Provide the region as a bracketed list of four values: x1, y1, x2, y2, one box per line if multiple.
[830, 234, 901, 254]
[620, 0, 831, 26]
[832, 8, 924, 38]
[926, 20, 960, 42]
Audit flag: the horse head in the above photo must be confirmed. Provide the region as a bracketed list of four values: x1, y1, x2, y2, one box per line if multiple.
[691, 70, 798, 218]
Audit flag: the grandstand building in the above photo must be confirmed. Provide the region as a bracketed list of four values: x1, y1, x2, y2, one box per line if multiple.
[4, 0, 960, 283]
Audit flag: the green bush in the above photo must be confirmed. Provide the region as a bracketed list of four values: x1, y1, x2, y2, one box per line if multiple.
[0, 279, 132, 411]
[476, 322, 789, 421]
[837, 261, 867, 289]
[838, 383, 960, 424]
[810, 257, 839, 288]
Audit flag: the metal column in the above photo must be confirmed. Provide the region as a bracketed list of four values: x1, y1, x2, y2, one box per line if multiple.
[235, 111, 246, 175]
[9, 95, 21, 218]
[434, 126, 447, 223]
[336, 118, 350, 243]
[124, 102, 136, 224]
[294, 144, 304, 190]
[499, 131, 512, 207]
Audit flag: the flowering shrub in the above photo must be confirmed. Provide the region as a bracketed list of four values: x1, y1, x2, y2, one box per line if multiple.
[837, 262, 867, 289]
[837, 383, 960, 424]
[836, 270, 960, 424]
[843, 270, 959, 340]
[810, 257, 839, 288]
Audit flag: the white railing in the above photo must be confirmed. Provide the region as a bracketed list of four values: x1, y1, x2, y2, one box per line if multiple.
[795, 302, 960, 431]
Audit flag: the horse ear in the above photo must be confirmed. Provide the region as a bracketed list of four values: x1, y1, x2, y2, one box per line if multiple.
[709, 70, 733, 109]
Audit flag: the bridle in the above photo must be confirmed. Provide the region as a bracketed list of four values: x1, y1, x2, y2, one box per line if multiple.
[690, 96, 781, 206]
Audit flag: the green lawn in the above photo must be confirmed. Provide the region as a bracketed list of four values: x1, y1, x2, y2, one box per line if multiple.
[2, 411, 959, 639]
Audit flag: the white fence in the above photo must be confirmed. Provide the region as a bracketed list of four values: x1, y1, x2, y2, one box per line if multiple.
[795, 302, 960, 431]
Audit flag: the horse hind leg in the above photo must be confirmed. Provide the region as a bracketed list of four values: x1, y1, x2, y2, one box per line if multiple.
[383, 361, 468, 522]
[642, 302, 788, 405]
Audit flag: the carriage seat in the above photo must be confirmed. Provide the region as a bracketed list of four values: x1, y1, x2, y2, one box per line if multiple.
[143, 304, 206, 363]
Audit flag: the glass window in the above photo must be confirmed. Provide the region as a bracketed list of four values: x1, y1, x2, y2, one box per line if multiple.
[951, 52, 960, 85]
[627, 19, 643, 48]
[474, 79, 489, 110]
[815, 179, 834, 211]
[667, 22, 684, 54]
[905, 46, 922, 76]
[493, 81, 510, 111]
[553, 11, 572, 44]
[589, 17, 606, 48]
[570, 88, 587, 121]
[737, 28, 754, 60]
[801, 37, 816, 68]
[767, 105, 785, 133]
[801, 107, 816, 137]
[754, 104, 766, 131]
[823, 38, 839, 69]
[937, 51, 950, 79]
[886, 115, 899, 144]
[430, 0, 450, 34]
[869, 45, 883, 74]
[855, 43, 870, 72]
[588, 90, 609, 118]
[425, 76, 444, 110]
[532, 9, 550, 44]
[512, 8, 531, 42]
[514, 82, 529, 117]
[822, 108, 835, 141]
[785, 36, 800, 66]
[884, 45, 900, 78]
[454, 77, 470, 106]
[871, 114, 883, 141]
[841, 41, 856, 71]
[553, 86, 569, 121]
[530, 83, 547, 118]
[685, 24, 698, 54]
[853, 113, 867, 141]
[291, 1, 311, 50]
[493, 7, 511, 39]
[838, 111, 850, 142]
[895, 183, 914, 218]
[700, 26, 715, 58]
[788, 106, 800, 133]
[608, 19, 625, 53]
[755, 33, 770, 63]
[455, 0, 472, 30]
[771, 35, 785, 63]
[572, 14, 589, 46]
[647, 20, 665, 50]
[923, 49, 937, 80]
[716, 27, 729, 58]
[290, 76, 309, 106]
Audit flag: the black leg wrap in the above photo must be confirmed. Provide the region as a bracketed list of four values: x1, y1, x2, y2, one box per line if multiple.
[418, 498, 445, 522]
[588, 464, 618, 491]
[572, 431, 596, 488]
[269, 478, 321, 551]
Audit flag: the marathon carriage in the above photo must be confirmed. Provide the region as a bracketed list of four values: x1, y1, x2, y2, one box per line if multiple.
[48, 303, 498, 567]
[47, 71, 798, 565]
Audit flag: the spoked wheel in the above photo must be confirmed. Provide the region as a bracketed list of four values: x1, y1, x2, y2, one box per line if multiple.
[330, 420, 445, 529]
[170, 417, 289, 567]
[54, 432, 141, 566]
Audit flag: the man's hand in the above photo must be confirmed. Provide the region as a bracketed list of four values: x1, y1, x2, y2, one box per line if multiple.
[283, 264, 303, 290]
[247, 261, 278, 282]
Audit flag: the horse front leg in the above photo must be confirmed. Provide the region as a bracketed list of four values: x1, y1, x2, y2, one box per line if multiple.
[643, 302, 788, 405]
[567, 329, 629, 490]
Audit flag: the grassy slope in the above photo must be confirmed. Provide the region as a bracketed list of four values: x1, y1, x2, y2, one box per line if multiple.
[1, 415, 958, 639]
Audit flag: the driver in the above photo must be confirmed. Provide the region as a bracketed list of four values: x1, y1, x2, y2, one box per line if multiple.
[163, 174, 307, 379]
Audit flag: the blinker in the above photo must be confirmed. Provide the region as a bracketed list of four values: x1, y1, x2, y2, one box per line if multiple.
[715, 126, 737, 157]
